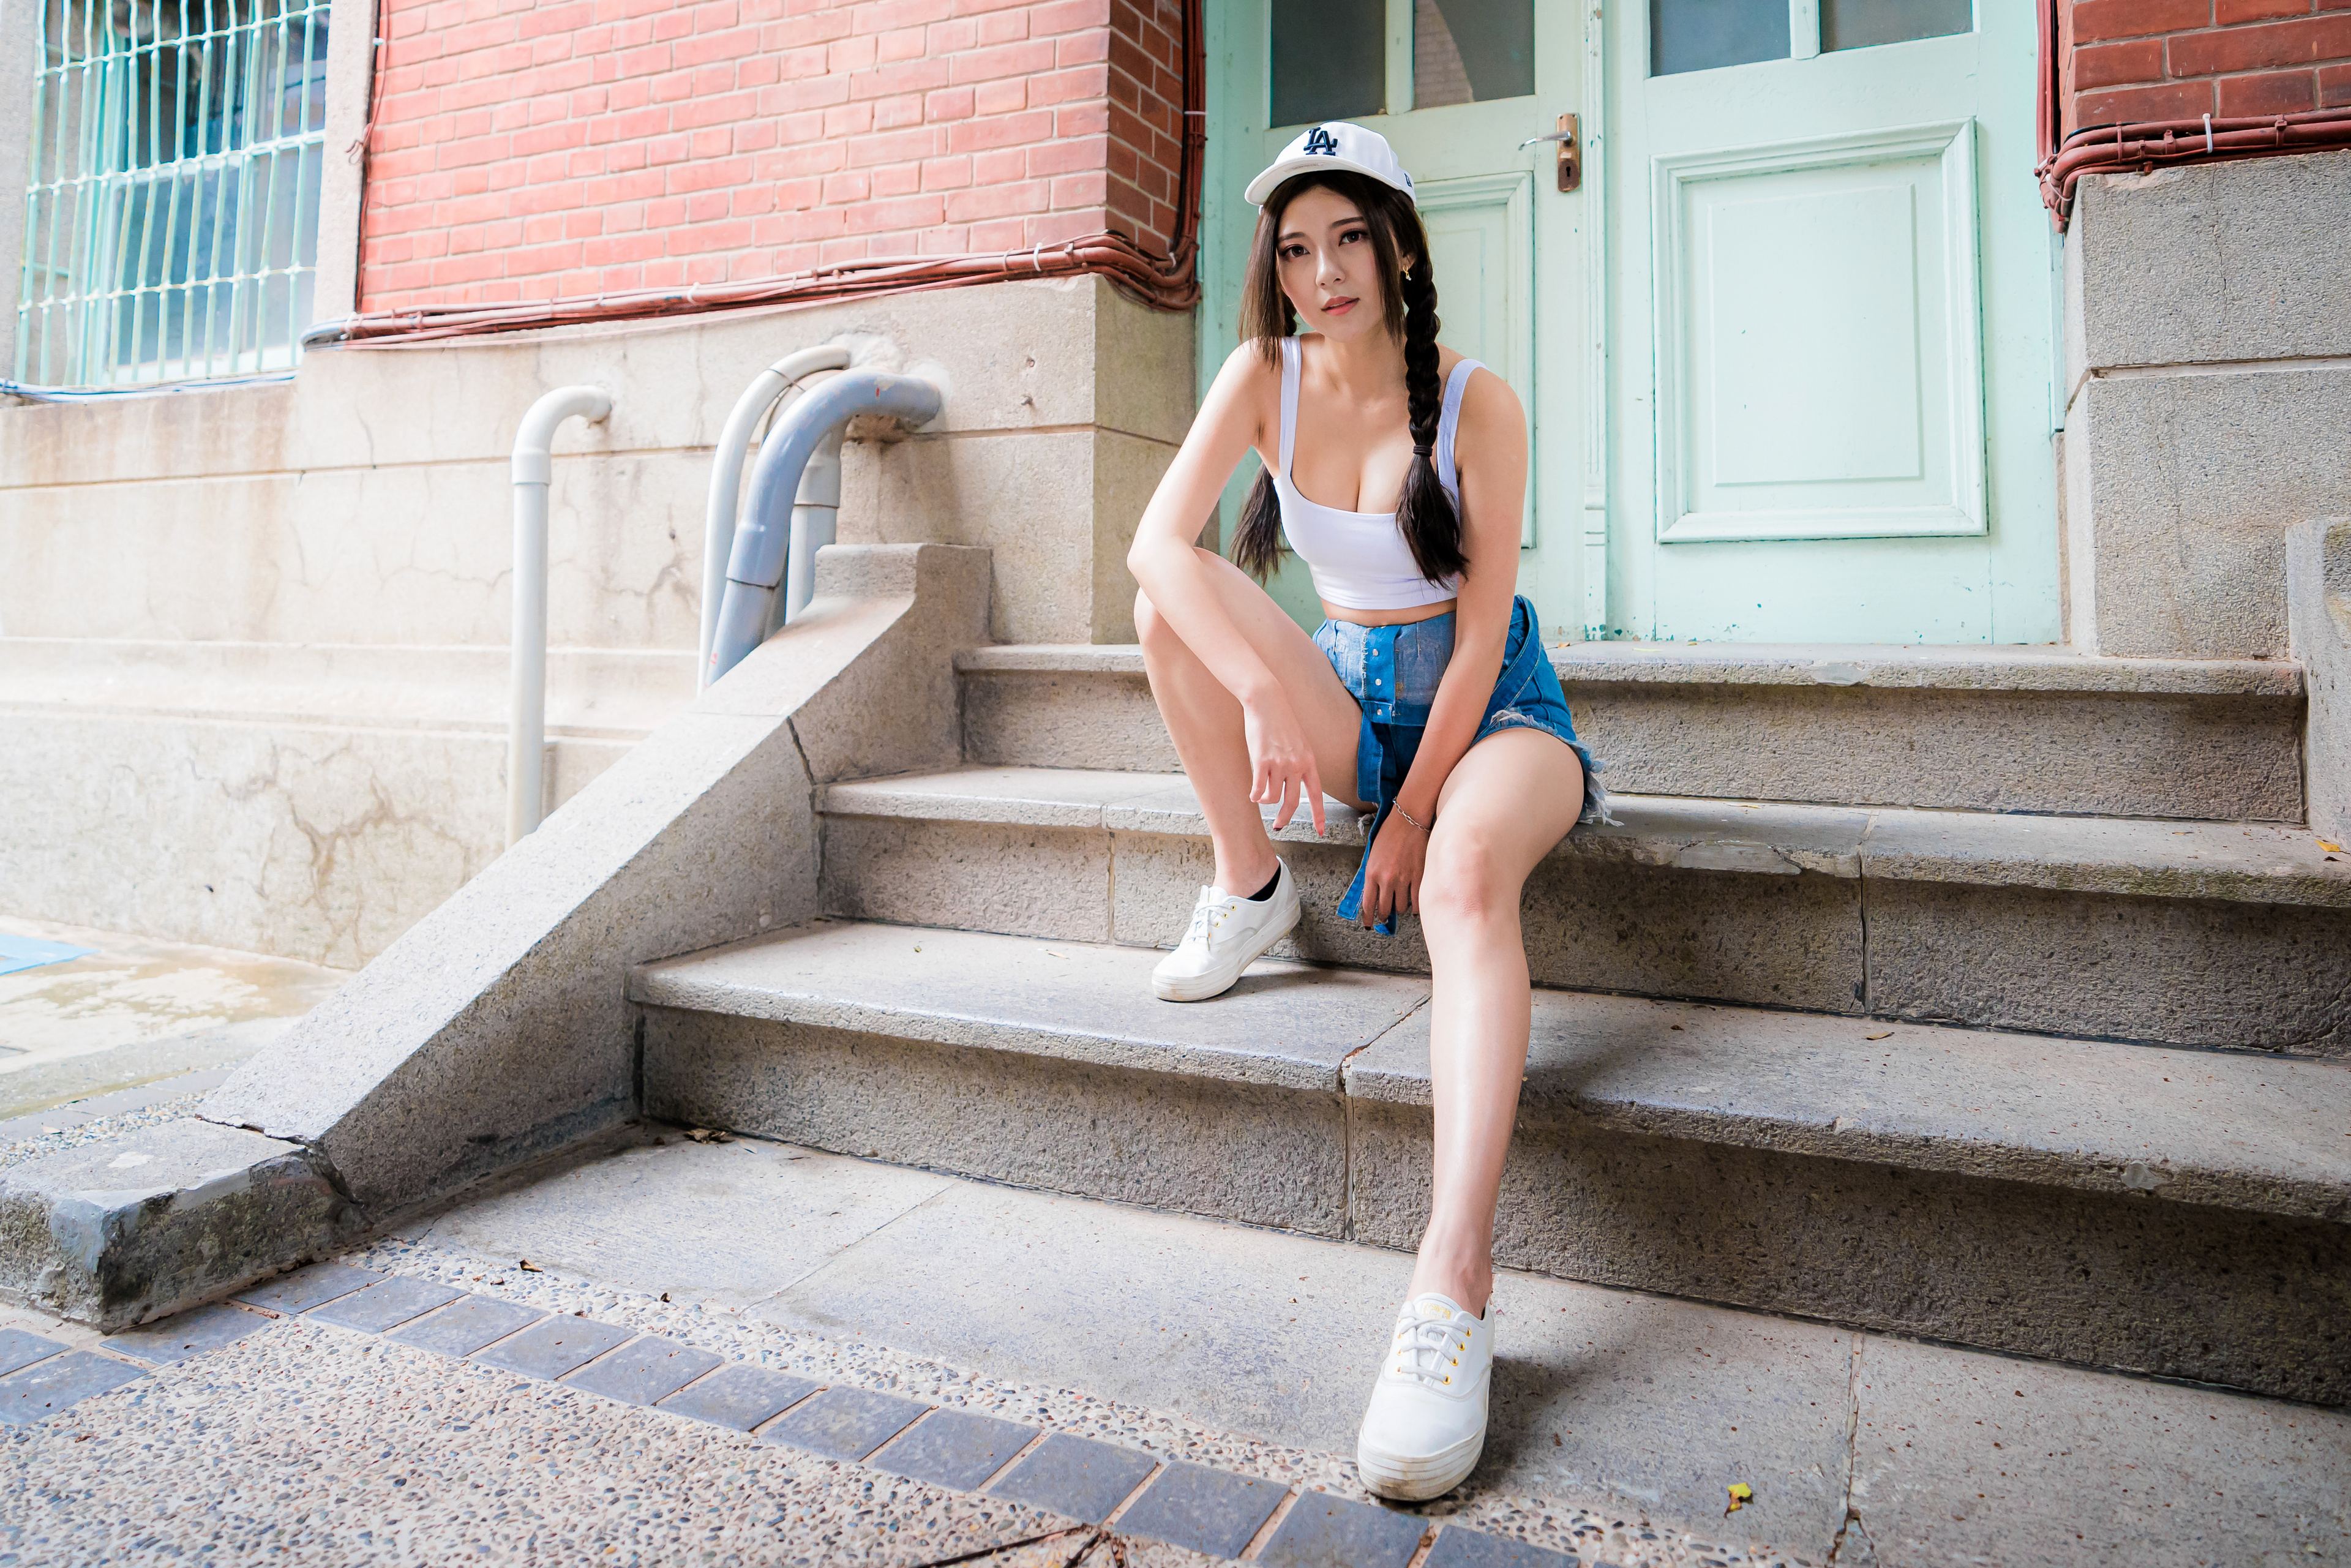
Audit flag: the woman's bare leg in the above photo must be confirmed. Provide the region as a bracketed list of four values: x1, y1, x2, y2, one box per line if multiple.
[1135, 549, 1368, 893]
[1408, 725, 1586, 1315]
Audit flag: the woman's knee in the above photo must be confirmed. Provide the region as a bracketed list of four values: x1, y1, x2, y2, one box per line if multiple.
[1419, 831, 1513, 929]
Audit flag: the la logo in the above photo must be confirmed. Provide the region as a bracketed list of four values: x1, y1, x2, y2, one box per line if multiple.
[1302, 126, 1341, 156]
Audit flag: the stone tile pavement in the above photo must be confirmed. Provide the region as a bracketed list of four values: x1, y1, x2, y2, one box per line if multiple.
[3, 1125, 2345, 1566]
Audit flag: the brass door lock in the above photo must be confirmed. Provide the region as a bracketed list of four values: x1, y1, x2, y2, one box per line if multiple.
[1518, 114, 1580, 192]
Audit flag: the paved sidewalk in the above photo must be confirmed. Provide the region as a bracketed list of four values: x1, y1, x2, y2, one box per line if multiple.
[3, 1125, 2345, 1566]
[0, 914, 345, 1119]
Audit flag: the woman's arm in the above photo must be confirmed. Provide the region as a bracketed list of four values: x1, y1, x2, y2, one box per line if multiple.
[1126, 342, 1329, 833]
[1354, 368, 1530, 925]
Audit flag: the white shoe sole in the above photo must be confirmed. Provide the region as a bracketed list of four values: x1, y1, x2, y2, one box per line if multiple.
[1355, 1426, 1486, 1501]
[1150, 896, 1300, 1002]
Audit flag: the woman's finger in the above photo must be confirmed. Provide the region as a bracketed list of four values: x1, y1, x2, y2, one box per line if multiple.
[1303, 759, 1326, 836]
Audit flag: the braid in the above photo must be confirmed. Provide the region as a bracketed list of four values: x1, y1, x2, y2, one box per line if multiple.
[1393, 257, 1467, 583]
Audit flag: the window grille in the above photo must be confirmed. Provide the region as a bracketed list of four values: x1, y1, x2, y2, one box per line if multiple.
[15, 0, 331, 389]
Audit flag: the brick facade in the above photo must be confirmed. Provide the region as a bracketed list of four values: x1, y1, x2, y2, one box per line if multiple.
[358, 0, 1186, 314]
[2060, 0, 2351, 135]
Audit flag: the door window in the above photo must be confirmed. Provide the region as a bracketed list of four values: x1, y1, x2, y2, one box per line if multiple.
[1413, 0, 1535, 108]
[1823, 0, 1972, 52]
[1270, 0, 1385, 125]
[1651, 0, 1788, 76]
[1652, 0, 1971, 75]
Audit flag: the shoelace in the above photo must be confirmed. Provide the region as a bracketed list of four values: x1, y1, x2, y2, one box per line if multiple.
[1387, 1315, 1473, 1388]
[1183, 896, 1232, 947]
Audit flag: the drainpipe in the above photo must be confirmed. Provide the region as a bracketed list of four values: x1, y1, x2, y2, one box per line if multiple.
[699, 345, 853, 688]
[781, 422, 845, 629]
[706, 369, 943, 685]
[509, 385, 613, 844]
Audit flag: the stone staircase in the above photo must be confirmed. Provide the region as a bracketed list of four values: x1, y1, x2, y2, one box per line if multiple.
[628, 637, 2351, 1405]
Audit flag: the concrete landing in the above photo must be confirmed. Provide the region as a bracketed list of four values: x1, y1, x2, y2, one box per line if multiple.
[387, 1130, 2350, 1566]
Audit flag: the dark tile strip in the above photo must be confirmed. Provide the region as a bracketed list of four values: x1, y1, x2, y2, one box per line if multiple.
[80, 1266, 1557, 1563]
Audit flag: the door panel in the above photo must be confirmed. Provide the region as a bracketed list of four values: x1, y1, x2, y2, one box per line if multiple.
[1656, 121, 1984, 542]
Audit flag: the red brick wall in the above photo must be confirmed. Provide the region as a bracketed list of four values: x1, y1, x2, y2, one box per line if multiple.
[358, 0, 1187, 313]
[2061, 0, 2351, 137]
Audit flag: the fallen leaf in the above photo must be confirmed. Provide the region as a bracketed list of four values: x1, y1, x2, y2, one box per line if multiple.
[2319, 841, 2342, 852]
[518, 1258, 543, 1272]
[1726, 1482, 1753, 1514]
[1866, 1032, 1893, 1041]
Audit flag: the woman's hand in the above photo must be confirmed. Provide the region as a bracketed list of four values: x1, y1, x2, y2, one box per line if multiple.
[1358, 810, 1428, 928]
[1242, 689, 1327, 836]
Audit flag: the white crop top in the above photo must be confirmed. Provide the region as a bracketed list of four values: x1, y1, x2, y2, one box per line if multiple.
[1272, 335, 1479, 612]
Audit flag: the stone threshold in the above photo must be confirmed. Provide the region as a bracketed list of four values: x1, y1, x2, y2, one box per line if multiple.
[958, 642, 2306, 697]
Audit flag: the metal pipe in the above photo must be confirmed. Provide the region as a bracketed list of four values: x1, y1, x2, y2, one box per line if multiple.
[706, 369, 943, 686]
[781, 422, 844, 629]
[508, 384, 613, 844]
[698, 345, 852, 688]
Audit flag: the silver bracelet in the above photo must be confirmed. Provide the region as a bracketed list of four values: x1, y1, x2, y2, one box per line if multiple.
[1393, 803, 1431, 832]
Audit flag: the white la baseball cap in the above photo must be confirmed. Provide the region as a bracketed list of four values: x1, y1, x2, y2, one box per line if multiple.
[1245, 122, 1416, 208]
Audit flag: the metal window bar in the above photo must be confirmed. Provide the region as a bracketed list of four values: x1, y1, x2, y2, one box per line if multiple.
[16, 0, 330, 389]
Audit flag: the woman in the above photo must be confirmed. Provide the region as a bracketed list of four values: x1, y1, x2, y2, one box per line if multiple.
[1125, 122, 1606, 1501]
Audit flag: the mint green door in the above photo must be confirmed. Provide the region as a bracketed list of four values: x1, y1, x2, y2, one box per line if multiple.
[1604, 1, 2059, 643]
[1199, 0, 1586, 632]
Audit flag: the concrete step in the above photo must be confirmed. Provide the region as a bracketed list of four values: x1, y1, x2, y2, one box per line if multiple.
[956, 642, 2309, 821]
[814, 765, 2351, 1056]
[628, 920, 2351, 1405]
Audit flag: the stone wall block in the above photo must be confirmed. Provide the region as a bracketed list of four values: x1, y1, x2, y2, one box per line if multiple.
[2289, 517, 2351, 843]
[790, 544, 991, 782]
[2071, 367, 2351, 659]
[845, 429, 1103, 644]
[2071, 154, 2351, 374]
[643, 1012, 1351, 1237]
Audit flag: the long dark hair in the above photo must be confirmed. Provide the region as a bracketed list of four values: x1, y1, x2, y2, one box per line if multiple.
[1229, 170, 1465, 587]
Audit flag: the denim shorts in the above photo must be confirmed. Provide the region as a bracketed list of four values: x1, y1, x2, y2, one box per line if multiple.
[1313, 595, 1608, 934]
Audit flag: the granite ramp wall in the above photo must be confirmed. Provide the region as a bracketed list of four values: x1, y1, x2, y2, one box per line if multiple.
[0, 544, 989, 1329]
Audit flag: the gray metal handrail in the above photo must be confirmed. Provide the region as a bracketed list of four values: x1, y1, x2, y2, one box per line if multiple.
[705, 370, 942, 685]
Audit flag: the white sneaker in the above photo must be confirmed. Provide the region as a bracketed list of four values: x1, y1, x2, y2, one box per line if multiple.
[1355, 1292, 1493, 1501]
[1149, 860, 1300, 1002]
